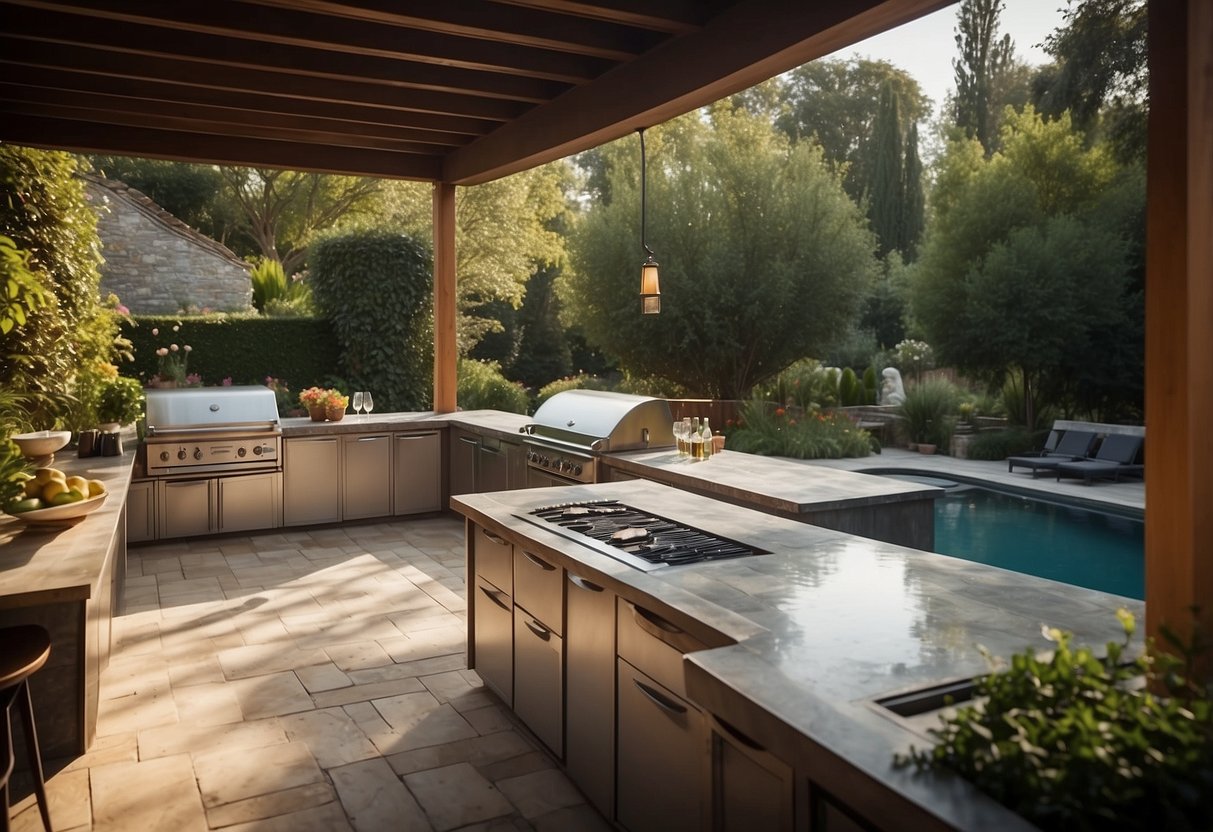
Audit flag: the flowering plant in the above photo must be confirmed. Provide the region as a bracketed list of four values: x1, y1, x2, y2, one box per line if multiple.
[151, 323, 193, 383]
[299, 387, 347, 410]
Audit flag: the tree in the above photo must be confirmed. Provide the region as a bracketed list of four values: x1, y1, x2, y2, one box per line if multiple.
[900, 123, 925, 259]
[510, 264, 573, 389]
[867, 82, 905, 259]
[910, 109, 1143, 427]
[564, 106, 877, 399]
[952, 0, 1016, 153]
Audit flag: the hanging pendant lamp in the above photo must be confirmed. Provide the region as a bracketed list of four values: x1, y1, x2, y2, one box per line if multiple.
[638, 128, 660, 314]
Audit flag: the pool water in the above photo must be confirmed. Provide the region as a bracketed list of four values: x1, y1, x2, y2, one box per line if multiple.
[934, 487, 1144, 599]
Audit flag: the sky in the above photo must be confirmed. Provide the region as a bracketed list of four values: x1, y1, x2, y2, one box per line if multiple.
[830, 0, 1068, 117]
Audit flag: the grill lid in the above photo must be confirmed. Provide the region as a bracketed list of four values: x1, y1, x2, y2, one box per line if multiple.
[524, 390, 674, 453]
[146, 385, 280, 434]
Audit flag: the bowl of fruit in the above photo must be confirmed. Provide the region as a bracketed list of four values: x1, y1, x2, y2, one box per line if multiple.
[6, 467, 108, 524]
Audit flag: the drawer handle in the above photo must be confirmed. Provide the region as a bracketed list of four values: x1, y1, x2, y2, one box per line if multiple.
[630, 603, 703, 655]
[634, 604, 684, 634]
[356, 435, 386, 441]
[459, 436, 480, 446]
[396, 432, 438, 439]
[524, 618, 551, 641]
[568, 574, 604, 593]
[716, 716, 766, 752]
[483, 530, 508, 546]
[634, 679, 687, 716]
[522, 550, 556, 571]
[478, 584, 510, 612]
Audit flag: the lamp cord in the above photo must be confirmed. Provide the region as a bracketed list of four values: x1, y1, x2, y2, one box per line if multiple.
[639, 128, 654, 259]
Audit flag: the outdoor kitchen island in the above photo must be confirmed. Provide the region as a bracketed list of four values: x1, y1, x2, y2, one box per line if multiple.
[452, 478, 1140, 832]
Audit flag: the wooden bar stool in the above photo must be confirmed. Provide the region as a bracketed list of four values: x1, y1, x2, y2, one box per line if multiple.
[1, 625, 52, 832]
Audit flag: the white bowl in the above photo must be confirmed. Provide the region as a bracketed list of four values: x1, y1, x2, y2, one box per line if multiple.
[6, 491, 107, 524]
[11, 430, 72, 459]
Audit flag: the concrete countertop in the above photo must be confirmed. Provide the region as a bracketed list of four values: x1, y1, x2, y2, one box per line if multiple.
[279, 409, 530, 441]
[0, 450, 136, 608]
[605, 446, 941, 514]
[452, 479, 1139, 831]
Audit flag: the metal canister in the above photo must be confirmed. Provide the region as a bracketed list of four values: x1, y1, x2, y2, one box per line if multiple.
[77, 429, 99, 458]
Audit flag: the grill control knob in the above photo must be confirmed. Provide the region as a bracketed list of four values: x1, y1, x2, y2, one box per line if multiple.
[160, 451, 170, 462]
[572, 464, 583, 476]
[177, 448, 187, 460]
[193, 448, 203, 460]
[253, 445, 264, 456]
[237, 447, 247, 458]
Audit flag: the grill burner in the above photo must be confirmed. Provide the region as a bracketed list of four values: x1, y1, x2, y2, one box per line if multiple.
[527, 500, 764, 569]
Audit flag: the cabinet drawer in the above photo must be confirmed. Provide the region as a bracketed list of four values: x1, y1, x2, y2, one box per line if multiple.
[617, 598, 707, 699]
[513, 547, 562, 633]
[513, 608, 563, 756]
[472, 576, 513, 706]
[474, 524, 513, 593]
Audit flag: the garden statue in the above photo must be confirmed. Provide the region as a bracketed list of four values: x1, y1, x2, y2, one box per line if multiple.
[880, 368, 906, 406]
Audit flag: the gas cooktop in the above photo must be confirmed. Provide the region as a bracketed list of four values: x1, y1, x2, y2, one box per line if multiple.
[516, 499, 767, 572]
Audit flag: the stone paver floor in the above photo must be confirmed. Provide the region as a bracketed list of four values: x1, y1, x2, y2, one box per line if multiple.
[12, 517, 609, 832]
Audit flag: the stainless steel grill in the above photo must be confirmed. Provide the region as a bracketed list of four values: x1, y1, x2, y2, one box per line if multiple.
[520, 391, 675, 486]
[143, 386, 281, 478]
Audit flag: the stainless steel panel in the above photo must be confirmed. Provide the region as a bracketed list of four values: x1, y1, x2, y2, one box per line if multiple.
[472, 575, 513, 705]
[393, 432, 442, 515]
[157, 478, 213, 539]
[711, 715, 795, 832]
[283, 437, 341, 526]
[526, 466, 579, 489]
[145, 385, 279, 432]
[342, 434, 392, 520]
[616, 658, 704, 832]
[125, 480, 156, 542]
[478, 441, 509, 492]
[617, 598, 707, 699]
[513, 608, 563, 756]
[565, 571, 615, 818]
[474, 525, 513, 594]
[218, 472, 281, 533]
[528, 390, 674, 452]
[449, 429, 478, 499]
[513, 547, 562, 634]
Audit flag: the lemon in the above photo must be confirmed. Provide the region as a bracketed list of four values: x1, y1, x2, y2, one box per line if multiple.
[87, 479, 106, 498]
[33, 467, 66, 485]
[23, 479, 42, 498]
[66, 475, 89, 494]
[40, 480, 69, 502]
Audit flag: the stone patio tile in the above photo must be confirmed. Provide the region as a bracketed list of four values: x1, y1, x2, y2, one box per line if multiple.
[341, 701, 393, 736]
[311, 675, 426, 709]
[96, 684, 178, 737]
[495, 768, 584, 819]
[220, 800, 354, 832]
[172, 681, 244, 726]
[137, 716, 287, 760]
[403, 762, 514, 831]
[233, 615, 292, 645]
[205, 782, 337, 829]
[166, 654, 226, 688]
[481, 751, 559, 787]
[194, 740, 324, 808]
[295, 662, 352, 693]
[387, 608, 462, 632]
[217, 642, 329, 679]
[420, 668, 483, 704]
[11, 766, 89, 832]
[347, 652, 467, 685]
[99, 652, 171, 700]
[90, 753, 206, 832]
[378, 634, 464, 664]
[369, 703, 480, 755]
[61, 731, 138, 772]
[464, 704, 515, 735]
[293, 615, 408, 648]
[111, 618, 161, 656]
[331, 758, 433, 832]
[532, 804, 615, 832]
[386, 731, 534, 777]
[324, 640, 394, 671]
[230, 671, 315, 719]
[280, 707, 380, 769]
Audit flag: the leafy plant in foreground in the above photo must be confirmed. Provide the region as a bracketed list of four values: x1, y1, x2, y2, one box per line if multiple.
[898, 610, 1213, 831]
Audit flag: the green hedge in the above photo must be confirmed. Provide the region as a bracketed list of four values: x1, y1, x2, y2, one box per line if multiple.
[121, 316, 340, 390]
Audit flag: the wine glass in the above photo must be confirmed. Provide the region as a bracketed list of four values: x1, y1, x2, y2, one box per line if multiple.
[352, 391, 364, 418]
[362, 391, 374, 417]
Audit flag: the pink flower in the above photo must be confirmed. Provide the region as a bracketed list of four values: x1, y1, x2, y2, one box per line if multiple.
[185, 373, 202, 386]
[156, 347, 169, 357]
[183, 345, 192, 353]
[151, 327, 159, 336]
[170, 344, 179, 352]
[222, 377, 233, 386]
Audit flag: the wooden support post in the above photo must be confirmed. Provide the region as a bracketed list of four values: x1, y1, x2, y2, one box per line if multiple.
[1145, 0, 1213, 672]
[433, 181, 457, 414]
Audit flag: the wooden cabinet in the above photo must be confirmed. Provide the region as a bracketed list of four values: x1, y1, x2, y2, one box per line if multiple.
[218, 472, 281, 533]
[283, 436, 341, 526]
[126, 479, 156, 543]
[513, 607, 563, 755]
[565, 570, 616, 817]
[709, 714, 795, 832]
[472, 574, 513, 705]
[157, 478, 214, 539]
[449, 428, 479, 500]
[393, 431, 441, 514]
[342, 433, 392, 520]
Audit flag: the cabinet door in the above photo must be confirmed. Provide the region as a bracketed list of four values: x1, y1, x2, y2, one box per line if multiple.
[393, 432, 441, 515]
[449, 429, 478, 501]
[513, 607, 563, 756]
[472, 576, 513, 705]
[218, 472, 281, 533]
[565, 572, 615, 818]
[126, 480, 156, 543]
[342, 434, 392, 520]
[283, 437, 341, 526]
[710, 716, 794, 832]
[505, 440, 527, 490]
[157, 478, 214, 539]
[617, 658, 705, 832]
[477, 441, 509, 493]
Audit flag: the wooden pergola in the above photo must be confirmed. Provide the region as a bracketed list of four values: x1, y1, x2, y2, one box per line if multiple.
[1, 0, 1209, 665]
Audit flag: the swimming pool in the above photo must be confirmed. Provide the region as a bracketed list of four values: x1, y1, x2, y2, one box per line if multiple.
[933, 486, 1144, 599]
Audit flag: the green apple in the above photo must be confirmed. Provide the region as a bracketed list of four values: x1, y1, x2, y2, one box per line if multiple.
[50, 488, 85, 506]
[8, 497, 44, 513]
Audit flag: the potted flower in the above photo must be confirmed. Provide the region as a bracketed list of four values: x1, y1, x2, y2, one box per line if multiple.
[150, 324, 193, 387]
[97, 376, 144, 431]
[299, 387, 348, 422]
[323, 389, 349, 422]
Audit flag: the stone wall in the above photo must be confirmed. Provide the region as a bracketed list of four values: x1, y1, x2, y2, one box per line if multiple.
[84, 177, 253, 314]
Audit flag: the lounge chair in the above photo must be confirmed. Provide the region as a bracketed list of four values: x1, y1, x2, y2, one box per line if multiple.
[1055, 434, 1144, 484]
[1007, 430, 1097, 477]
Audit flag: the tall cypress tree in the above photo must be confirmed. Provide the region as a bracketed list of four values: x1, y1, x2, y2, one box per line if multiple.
[953, 0, 1014, 154]
[900, 123, 925, 260]
[867, 81, 904, 259]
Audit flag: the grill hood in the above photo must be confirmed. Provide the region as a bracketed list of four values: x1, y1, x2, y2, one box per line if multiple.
[146, 385, 280, 434]
[524, 390, 674, 453]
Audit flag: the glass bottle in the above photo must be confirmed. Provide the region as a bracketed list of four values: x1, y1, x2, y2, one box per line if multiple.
[690, 417, 703, 459]
[701, 417, 712, 459]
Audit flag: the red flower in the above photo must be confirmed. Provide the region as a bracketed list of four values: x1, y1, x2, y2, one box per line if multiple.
[774, 407, 786, 417]
[788, 419, 797, 426]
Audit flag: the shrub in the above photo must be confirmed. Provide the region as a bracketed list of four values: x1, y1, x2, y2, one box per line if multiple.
[309, 230, 433, 412]
[727, 397, 872, 459]
[964, 427, 1040, 460]
[898, 377, 958, 446]
[97, 376, 144, 425]
[838, 367, 862, 406]
[250, 257, 314, 315]
[458, 359, 529, 414]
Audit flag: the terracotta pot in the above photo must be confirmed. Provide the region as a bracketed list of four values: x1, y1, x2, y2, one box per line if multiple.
[308, 405, 327, 422]
[917, 443, 937, 455]
[152, 379, 177, 389]
[325, 405, 346, 422]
